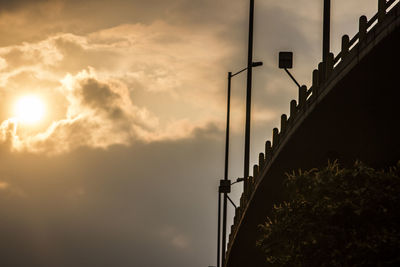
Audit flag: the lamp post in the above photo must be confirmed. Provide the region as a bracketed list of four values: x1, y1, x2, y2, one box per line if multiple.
[218, 61, 262, 267]
[323, 0, 331, 62]
[243, 0, 255, 192]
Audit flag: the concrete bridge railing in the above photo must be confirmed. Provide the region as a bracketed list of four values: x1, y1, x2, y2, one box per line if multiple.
[226, 0, 400, 259]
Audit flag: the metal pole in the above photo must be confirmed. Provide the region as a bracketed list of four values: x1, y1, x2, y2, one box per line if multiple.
[217, 192, 221, 267]
[221, 72, 231, 267]
[244, 0, 254, 192]
[221, 192, 228, 266]
[224, 73, 231, 185]
[323, 0, 331, 62]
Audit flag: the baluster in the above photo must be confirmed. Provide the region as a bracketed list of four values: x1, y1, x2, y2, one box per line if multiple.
[326, 53, 334, 79]
[359, 15, 367, 43]
[253, 165, 259, 181]
[240, 194, 245, 209]
[272, 128, 279, 149]
[265, 141, 272, 161]
[247, 178, 252, 195]
[298, 85, 307, 108]
[312, 69, 319, 96]
[299, 85, 307, 108]
[280, 114, 288, 134]
[290, 100, 297, 120]
[247, 175, 254, 194]
[378, 0, 386, 23]
[318, 62, 325, 85]
[258, 152, 265, 169]
[341, 35, 350, 60]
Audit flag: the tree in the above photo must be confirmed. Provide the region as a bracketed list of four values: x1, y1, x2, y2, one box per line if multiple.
[257, 161, 400, 267]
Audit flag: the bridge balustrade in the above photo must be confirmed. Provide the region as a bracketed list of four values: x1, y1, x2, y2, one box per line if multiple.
[225, 0, 400, 265]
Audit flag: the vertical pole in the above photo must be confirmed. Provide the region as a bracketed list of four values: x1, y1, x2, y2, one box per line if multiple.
[221, 72, 231, 267]
[323, 0, 331, 62]
[221, 192, 228, 266]
[217, 192, 221, 267]
[244, 0, 254, 192]
[224, 72, 231, 183]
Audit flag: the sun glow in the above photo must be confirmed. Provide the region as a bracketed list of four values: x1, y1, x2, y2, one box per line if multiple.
[14, 95, 46, 124]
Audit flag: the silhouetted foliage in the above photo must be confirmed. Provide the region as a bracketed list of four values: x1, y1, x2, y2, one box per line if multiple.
[257, 161, 400, 267]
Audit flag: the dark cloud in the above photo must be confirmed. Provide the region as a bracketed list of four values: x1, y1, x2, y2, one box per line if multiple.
[0, 0, 241, 46]
[0, 0, 48, 12]
[79, 78, 125, 120]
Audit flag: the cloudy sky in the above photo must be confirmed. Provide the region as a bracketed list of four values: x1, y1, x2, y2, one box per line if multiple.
[0, 0, 385, 266]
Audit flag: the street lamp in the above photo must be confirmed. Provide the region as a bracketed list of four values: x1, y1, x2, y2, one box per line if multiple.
[217, 61, 262, 267]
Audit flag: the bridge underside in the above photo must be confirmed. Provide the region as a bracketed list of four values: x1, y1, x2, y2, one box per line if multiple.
[227, 21, 400, 267]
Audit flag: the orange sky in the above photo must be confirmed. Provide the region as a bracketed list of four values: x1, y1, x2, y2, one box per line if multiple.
[0, 0, 386, 266]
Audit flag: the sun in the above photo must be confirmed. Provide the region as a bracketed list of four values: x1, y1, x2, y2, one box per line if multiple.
[14, 95, 46, 124]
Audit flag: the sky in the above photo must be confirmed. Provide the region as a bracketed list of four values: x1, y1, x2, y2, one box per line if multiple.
[0, 0, 386, 266]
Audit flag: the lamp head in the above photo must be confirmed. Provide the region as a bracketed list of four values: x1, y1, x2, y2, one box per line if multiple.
[252, 61, 263, 67]
[279, 52, 293, 69]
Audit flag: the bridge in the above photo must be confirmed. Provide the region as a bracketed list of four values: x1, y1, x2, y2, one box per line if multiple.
[225, 1, 400, 266]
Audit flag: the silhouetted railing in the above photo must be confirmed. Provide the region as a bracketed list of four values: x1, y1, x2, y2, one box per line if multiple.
[226, 0, 400, 256]
[334, 0, 398, 66]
